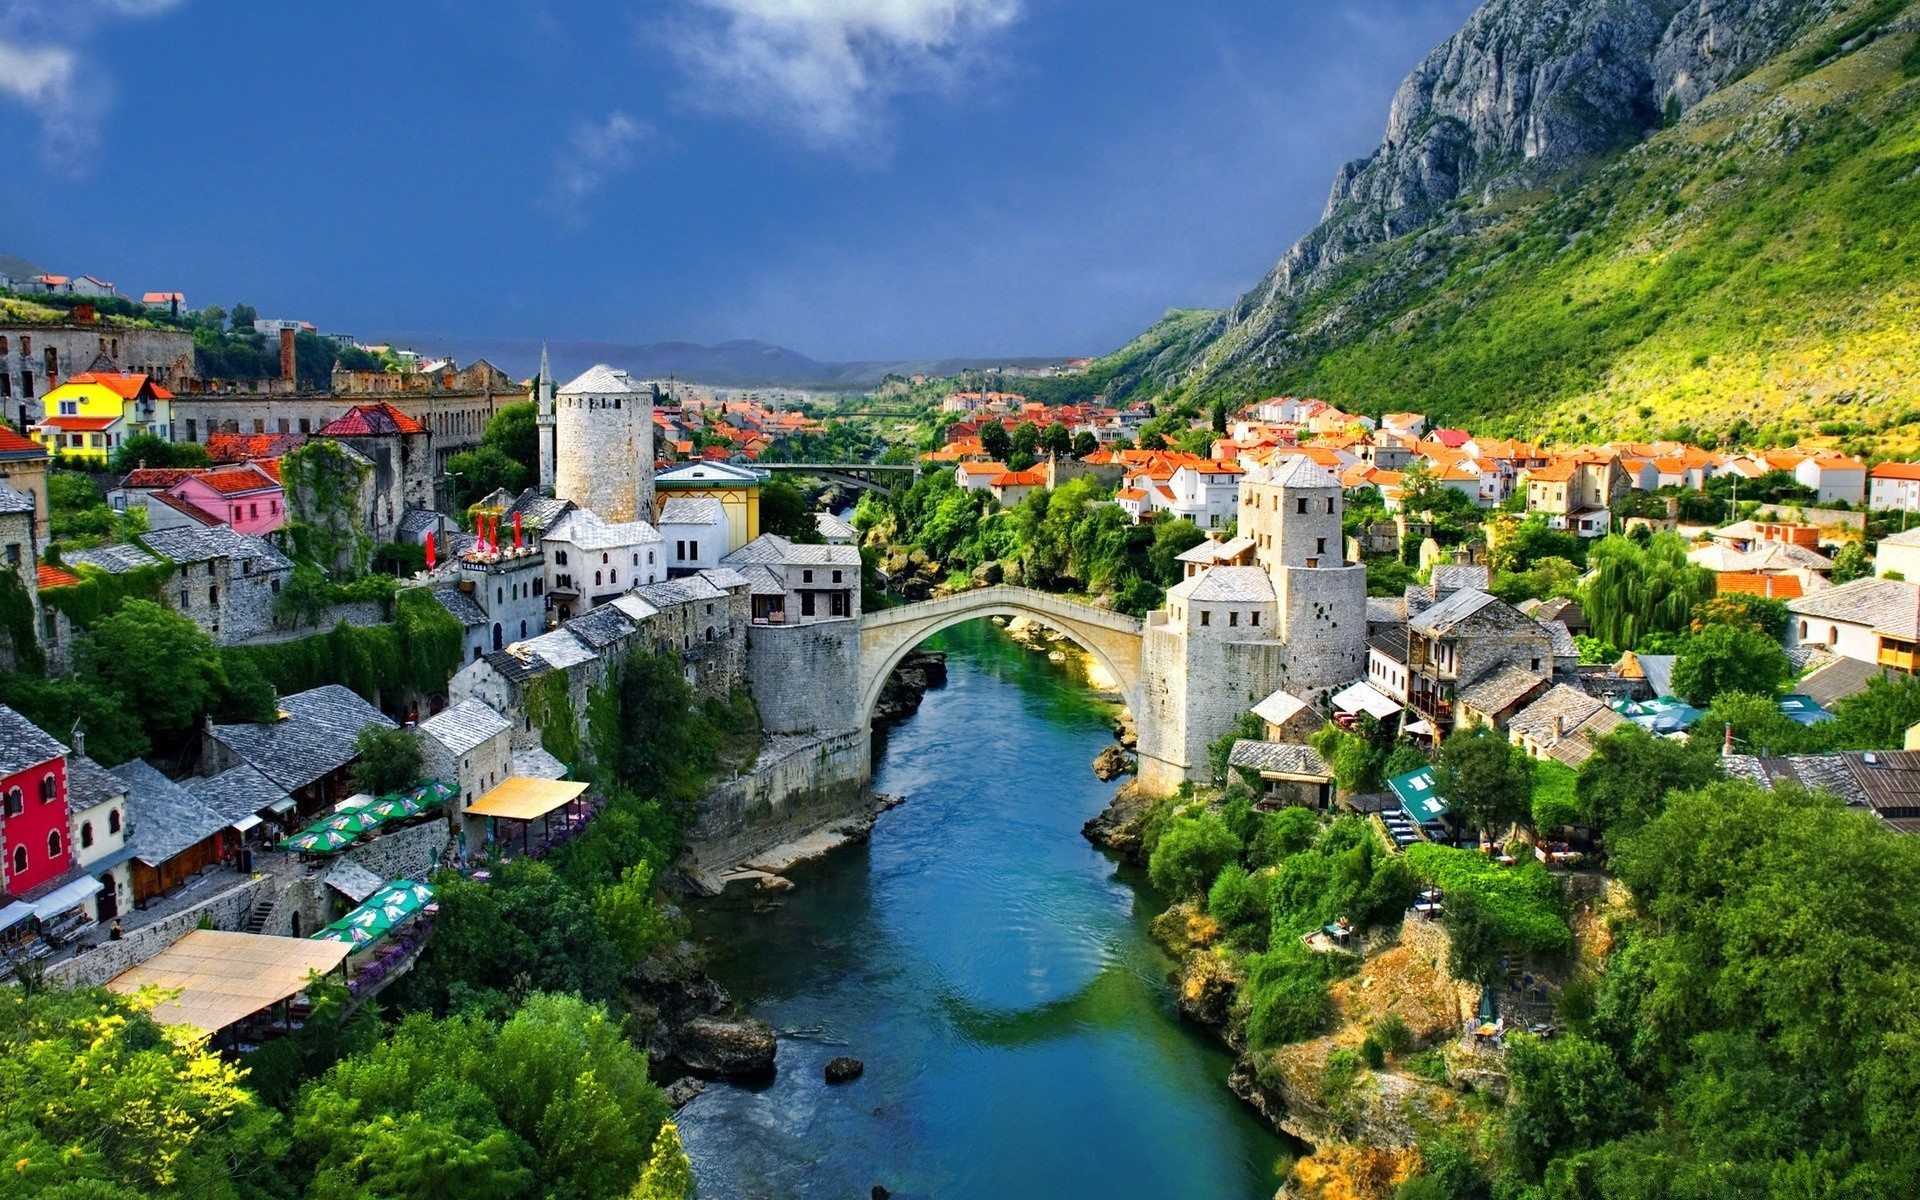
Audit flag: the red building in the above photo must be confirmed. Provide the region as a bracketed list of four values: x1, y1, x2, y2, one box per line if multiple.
[0, 705, 71, 893]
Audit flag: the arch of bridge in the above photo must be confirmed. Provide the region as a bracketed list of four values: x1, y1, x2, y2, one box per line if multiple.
[857, 585, 1145, 721]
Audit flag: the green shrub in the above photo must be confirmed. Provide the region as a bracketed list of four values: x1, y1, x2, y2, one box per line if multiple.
[1404, 843, 1571, 958]
[1148, 809, 1242, 899]
[1242, 944, 1340, 1048]
[1375, 1011, 1414, 1055]
[1361, 1033, 1386, 1069]
[1206, 863, 1271, 945]
[1248, 805, 1320, 868]
[1321, 1046, 1363, 1102]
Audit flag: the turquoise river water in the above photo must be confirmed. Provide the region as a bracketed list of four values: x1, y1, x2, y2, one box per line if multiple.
[676, 618, 1288, 1198]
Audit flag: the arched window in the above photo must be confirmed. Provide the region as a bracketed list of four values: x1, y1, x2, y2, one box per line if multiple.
[1830, 625, 1839, 645]
[80, 822, 94, 849]
[520, 620, 528, 638]
[595, 571, 602, 586]
[47, 830, 61, 858]
[609, 569, 617, 584]
[1799, 620, 1809, 639]
[39, 773, 56, 803]
[706, 626, 714, 642]
[11, 846, 24, 876]
[3, 787, 21, 817]
[496, 587, 504, 605]
[492, 623, 504, 651]
[109, 809, 121, 835]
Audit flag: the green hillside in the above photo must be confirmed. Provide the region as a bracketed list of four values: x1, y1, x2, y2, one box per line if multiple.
[1105, 4, 1920, 453]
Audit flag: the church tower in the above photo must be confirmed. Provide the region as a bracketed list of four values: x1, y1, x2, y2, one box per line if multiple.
[553, 364, 655, 522]
[535, 345, 557, 494]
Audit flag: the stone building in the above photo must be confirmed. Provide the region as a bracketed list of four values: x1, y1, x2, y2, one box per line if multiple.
[137, 526, 293, 645]
[307, 402, 439, 549]
[1238, 456, 1369, 693]
[553, 365, 655, 523]
[0, 322, 196, 432]
[1406, 588, 1554, 736]
[415, 698, 513, 849]
[658, 498, 731, 578]
[0, 426, 50, 541]
[433, 545, 549, 662]
[542, 507, 665, 620]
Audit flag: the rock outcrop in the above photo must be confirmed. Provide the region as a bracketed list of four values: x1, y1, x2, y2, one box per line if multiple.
[872, 650, 947, 728]
[1091, 744, 1134, 782]
[1081, 783, 1157, 860]
[675, 1016, 779, 1080]
[824, 1056, 865, 1084]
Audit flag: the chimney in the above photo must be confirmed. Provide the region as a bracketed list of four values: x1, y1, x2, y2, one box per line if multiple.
[74, 303, 96, 324]
[1551, 714, 1565, 742]
[72, 729, 84, 758]
[280, 327, 297, 384]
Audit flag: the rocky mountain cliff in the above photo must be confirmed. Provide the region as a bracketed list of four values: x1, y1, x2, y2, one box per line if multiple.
[1094, 0, 1920, 444]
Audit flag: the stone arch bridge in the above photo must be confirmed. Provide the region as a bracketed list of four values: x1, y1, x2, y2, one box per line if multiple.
[858, 586, 1144, 720]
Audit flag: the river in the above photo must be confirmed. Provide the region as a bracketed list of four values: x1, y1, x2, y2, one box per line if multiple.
[677, 618, 1288, 1199]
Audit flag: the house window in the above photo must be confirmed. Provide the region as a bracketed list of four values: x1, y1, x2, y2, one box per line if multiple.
[46, 830, 60, 858]
[80, 822, 93, 849]
[602, 552, 609, 564]
[1316, 537, 1327, 555]
[833, 570, 843, 583]
[1199, 609, 1211, 626]
[1326, 498, 1335, 513]
[58, 400, 76, 416]
[1830, 625, 1839, 645]
[1229, 611, 1239, 627]
[299, 418, 311, 434]
[209, 585, 218, 605]
[3, 788, 20, 816]
[1251, 611, 1260, 626]
[802, 592, 816, 617]
[10, 846, 23, 876]
[1799, 620, 1808, 639]
[1296, 498, 1307, 514]
[108, 809, 121, 834]
[556, 550, 568, 565]
[39, 774, 55, 803]
[595, 571, 602, 586]
[609, 569, 617, 584]
[803, 570, 814, 583]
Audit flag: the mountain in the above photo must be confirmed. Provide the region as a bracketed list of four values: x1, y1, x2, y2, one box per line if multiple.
[376, 332, 1072, 392]
[0, 252, 48, 283]
[1093, 0, 1920, 448]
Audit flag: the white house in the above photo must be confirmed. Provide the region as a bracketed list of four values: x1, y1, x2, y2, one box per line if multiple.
[1870, 463, 1920, 513]
[1795, 456, 1867, 506]
[1164, 461, 1243, 530]
[722, 534, 862, 625]
[657, 497, 731, 578]
[1876, 527, 1920, 581]
[542, 506, 664, 615]
[955, 461, 1007, 492]
[1787, 577, 1920, 664]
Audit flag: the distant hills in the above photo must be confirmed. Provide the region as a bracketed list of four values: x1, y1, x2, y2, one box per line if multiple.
[1078, 0, 1920, 451]
[373, 332, 1072, 392]
[0, 253, 48, 283]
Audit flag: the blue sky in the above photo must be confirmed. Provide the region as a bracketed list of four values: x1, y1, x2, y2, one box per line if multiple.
[0, 0, 1479, 362]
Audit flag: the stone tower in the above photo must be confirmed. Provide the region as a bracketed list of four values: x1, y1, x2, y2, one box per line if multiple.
[535, 345, 557, 494]
[1241, 456, 1368, 694]
[553, 364, 655, 523]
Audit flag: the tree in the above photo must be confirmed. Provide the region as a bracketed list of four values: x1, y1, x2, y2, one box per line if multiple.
[1010, 421, 1040, 461]
[108, 434, 210, 474]
[1147, 809, 1242, 899]
[1041, 421, 1072, 456]
[1690, 593, 1790, 641]
[351, 725, 423, 795]
[1670, 622, 1791, 707]
[1573, 725, 1722, 840]
[629, 1123, 695, 1200]
[1830, 540, 1872, 584]
[446, 446, 528, 508]
[1433, 725, 1534, 836]
[1504, 1033, 1642, 1177]
[592, 862, 674, 969]
[228, 302, 258, 330]
[482, 401, 538, 475]
[83, 600, 227, 738]
[758, 476, 820, 542]
[1582, 534, 1714, 650]
[1072, 431, 1098, 458]
[275, 562, 333, 629]
[978, 420, 1012, 461]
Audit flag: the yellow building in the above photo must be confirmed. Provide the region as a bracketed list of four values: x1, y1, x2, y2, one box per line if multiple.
[32, 372, 177, 464]
[653, 461, 762, 554]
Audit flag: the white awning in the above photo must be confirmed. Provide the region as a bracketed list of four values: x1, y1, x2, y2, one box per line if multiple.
[30, 874, 102, 919]
[1331, 681, 1402, 722]
[230, 814, 264, 833]
[1405, 719, 1437, 737]
[268, 796, 298, 814]
[0, 901, 35, 930]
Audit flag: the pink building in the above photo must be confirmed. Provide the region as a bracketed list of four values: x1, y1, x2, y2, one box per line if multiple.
[166, 463, 286, 535]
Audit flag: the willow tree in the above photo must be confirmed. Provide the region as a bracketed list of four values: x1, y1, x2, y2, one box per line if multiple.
[1582, 534, 1713, 650]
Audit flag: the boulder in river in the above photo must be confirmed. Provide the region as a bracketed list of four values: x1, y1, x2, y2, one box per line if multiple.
[825, 1056, 865, 1084]
[663, 1076, 707, 1108]
[676, 1016, 778, 1080]
[1092, 744, 1134, 781]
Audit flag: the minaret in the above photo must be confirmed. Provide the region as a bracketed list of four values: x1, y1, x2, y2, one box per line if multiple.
[535, 344, 557, 494]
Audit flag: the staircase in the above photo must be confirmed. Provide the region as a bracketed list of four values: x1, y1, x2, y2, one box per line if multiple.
[242, 898, 276, 934]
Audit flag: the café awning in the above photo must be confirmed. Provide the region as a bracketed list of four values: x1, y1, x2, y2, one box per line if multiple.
[1332, 681, 1402, 723]
[464, 777, 588, 822]
[0, 901, 36, 931]
[30, 874, 102, 920]
[108, 929, 351, 1033]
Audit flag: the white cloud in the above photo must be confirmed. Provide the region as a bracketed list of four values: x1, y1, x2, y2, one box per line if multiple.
[550, 110, 656, 213]
[0, 0, 188, 172]
[664, 0, 1023, 148]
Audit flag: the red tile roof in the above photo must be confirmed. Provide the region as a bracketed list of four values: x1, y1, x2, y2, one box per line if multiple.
[206, 431, 304, 463]
[36, 563, 79, 589]
[36, 416, 117, 432]
[63, 372, 173, 400]
[121, 468, 203, 489]
[992, 470, 1046, 487]
[1716, 572, 1805, 600]
[188, 465, 279, 495]
[1871, 462, 1920, 481]
[316, 402, 426, 437]
[149, 491, 222, 525]
[0, 428, 44, 457]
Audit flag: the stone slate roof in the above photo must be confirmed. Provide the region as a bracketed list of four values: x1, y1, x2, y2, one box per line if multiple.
[1458, 662, 1549, 715]
[1799, 656, 1893, 710]
[1790, 576, 1920, 630]
[418, 698, 511, 757]
[1228, 739, 1333, 779]
[511, 746, 569, 781]
[505, 490, 574, 530]
[1368, 626, 1409, 663]
[184, 764, 291, 825]
[510, 629, 597, 672]
[141, 526, 292, 572]
[1635, 654, 1678, 699]
[0, 480, 32, 515]
[1251, 688, 1311, 728]
[1366, 596, 1407, 626]
[1408, 587, 1502, 635]
[1538, 619, 1579, 660]
[609, 594, 661, 622]
[559, 364, 647, 394]
[1508, 685, 1628, 767]
[322, 860, 385, 903]
[110, 759, 229, 866]
[1722, 753, 1874, 810]
[656, 461, 764, 485]
[1250, 456, 1340, 490]
[564, 605, 638, 652]
[814, 510, 858, 541]
[210, 685, 396, 794]
[658, 497, 728, 526]
[1535, 597, 1586, 627]
[480, 649, 552, 685]
[1431, 564, 1490, 594]
[636, 575, 728, 607]
[63, 543, 162, 573]
[65, 755, 127, 813]
[395, 508, 442, 541]
[432, 586, 489, 628]
[547, 507, 662, 550]
[699, 566, 750, 591]
[721, 533, 861, 568]
[1169, 566, 1275, 604]
[737, 565, 785, 596]
[0, 704, 66, 776]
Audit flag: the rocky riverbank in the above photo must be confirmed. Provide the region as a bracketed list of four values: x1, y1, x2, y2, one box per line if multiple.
[872, 649, 947, 727]
[624, 940, 779, 1102]
[1082, 788, 1503, 1199]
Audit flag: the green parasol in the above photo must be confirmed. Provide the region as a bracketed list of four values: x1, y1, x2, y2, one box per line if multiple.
[408, 780, 456, 810]
[319, 810, 384, 836]
[279, 827, 355, 854]
[366, 794, 421, 823]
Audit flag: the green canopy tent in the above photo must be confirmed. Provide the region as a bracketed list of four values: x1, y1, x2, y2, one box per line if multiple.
[319, 810, 384, 837]
[408, 781, 456, 811]
[310, 881, 435, 950]
[365, 794, 423, 823]
[278, 827, 356, 855]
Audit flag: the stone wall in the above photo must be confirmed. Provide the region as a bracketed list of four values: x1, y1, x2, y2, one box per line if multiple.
[746, 619, 862, 734]
[555, 387, 654, 522]
[684, 727, 872, 869]
[345, 817, 451, 883]
[1275, 562, 1369, 697]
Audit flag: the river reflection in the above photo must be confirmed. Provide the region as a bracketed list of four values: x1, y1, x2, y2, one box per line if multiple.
[678, 618, 1287, 1199]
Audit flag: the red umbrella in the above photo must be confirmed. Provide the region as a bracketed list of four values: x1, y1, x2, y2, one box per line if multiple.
[424, 531, 436, 568]
[513, 511, 523, 549]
